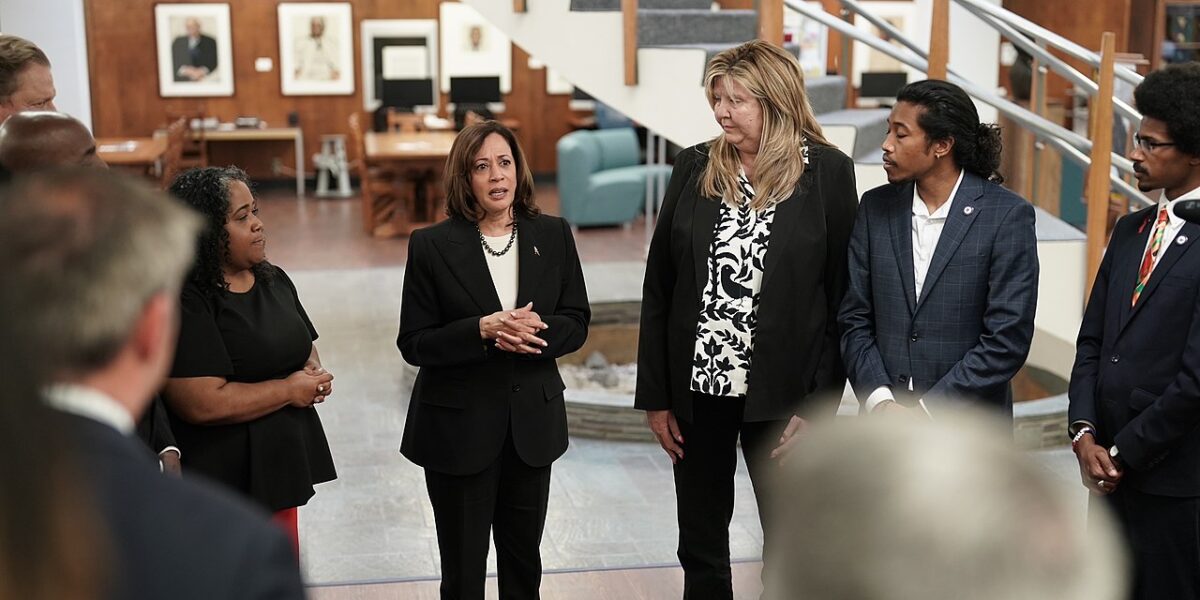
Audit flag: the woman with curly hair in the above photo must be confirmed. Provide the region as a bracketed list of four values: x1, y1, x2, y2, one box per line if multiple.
[162, 166, 336, 551]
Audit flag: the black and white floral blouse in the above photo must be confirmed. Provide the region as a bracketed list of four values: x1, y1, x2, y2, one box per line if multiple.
[690, 169, 775, 397]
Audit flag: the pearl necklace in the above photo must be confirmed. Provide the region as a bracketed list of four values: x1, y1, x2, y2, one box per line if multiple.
[477, 221, 517, 257]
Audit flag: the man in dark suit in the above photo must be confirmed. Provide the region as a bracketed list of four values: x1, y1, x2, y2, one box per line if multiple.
[840, 79, 1038, 416]
[1068, 62, 1200, 599]
[0, 169, 305, 600]
[171, 17, 218, 82]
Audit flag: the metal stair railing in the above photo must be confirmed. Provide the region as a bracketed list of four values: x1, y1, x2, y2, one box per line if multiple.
[785, 0, 1151, 208]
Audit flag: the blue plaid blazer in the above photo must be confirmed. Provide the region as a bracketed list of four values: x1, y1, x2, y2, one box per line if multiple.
[838, 171, 1039, 415]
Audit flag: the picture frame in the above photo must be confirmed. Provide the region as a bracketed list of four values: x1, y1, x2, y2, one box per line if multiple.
[154, 3, 235, 97]
[278, 2, 355, 96]
[360, 19, 438, 112]
[438, 2, 511, 97]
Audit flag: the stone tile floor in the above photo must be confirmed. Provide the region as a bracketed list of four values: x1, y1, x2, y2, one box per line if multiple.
[286, 261, 1084, 585]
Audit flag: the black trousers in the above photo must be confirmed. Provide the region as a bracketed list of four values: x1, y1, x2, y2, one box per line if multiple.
[424, 431, 552, 600]
[1094, 485, 1200, 600]
[672, 393, 789, 600]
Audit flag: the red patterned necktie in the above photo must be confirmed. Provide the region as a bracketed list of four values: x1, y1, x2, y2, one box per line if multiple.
[1132, 205, 1171, 306]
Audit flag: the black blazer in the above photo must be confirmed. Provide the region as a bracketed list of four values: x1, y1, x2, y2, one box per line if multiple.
[398, 214, 590, 475]
[839, 173, 1039, 414]
[1069, 205, 1200, 497]
[64, 412, 304, 600]
[171, 35, 219, 81]
[634, 143, 858, 423]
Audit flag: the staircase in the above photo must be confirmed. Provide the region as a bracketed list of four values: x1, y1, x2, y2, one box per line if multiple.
[465, 1, 889, 169]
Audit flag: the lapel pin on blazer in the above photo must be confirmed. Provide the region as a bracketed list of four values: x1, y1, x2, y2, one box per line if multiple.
[1177, 235, 1189, 245]
[963, 206, 974, 215]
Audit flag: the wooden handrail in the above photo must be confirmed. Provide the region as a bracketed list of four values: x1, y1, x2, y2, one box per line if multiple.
[514, 0, 527, 12]
[1084, 31, 1117, 300]
[758, 0, 783, 47]
[927, 0, 949, 79]
[624, 0, 638, 85]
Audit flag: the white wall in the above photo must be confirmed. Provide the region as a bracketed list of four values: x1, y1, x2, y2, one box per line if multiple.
[0, 0, 93, 129]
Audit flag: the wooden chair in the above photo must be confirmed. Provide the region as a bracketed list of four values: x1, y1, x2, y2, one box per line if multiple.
[159, 117, 188, 189]
[386, 108, 425, 133]
[167, 109, 209, 169]
[349, 112, 411, 236]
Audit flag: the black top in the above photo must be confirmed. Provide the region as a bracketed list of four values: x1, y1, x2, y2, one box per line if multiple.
[169, 265, 336, 511]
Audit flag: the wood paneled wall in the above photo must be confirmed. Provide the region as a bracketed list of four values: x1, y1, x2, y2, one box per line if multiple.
[83, 0, 586, 177]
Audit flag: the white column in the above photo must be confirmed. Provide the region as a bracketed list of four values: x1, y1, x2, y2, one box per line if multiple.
[0, 0, 93, 130]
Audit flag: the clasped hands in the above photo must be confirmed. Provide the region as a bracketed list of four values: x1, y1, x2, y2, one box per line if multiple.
[480, 302, 549, 355]
[645, 410, 807, 465]
[1073, 434, 1124, 495]
[285, 362, 334, 408]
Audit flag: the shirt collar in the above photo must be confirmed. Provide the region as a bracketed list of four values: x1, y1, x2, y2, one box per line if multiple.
[1165, 185, 1200, 229]
[913, 169, 965, 219]
[43, 384, 135, 435]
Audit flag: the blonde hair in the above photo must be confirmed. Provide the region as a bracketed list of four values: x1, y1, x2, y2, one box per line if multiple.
[699, 40, 830, 210]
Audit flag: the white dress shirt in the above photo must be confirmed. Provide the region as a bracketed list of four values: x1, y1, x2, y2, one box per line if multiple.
[44, 383, 135, 435]
[1150, 186, 1197, 264]
[865, 170, 965, 413]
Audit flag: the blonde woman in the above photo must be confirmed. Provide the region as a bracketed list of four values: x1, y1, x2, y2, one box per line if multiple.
[635, 40, 858, 598]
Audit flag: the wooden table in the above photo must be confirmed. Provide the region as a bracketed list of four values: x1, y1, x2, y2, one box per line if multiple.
[96, 137, 168, 167]
[195, 127, 305, 197]
[363, 131, 458, 237]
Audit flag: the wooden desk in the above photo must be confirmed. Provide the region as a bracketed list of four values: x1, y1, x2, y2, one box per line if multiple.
[363, 131, 458, 237]
[194, 127, 305, 197]
[96, 137, 167, 167]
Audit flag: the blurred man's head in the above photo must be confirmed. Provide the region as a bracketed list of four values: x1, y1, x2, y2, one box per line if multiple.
[310, 16, 326, 38]
[185, 17, 202, 38]
[0, 35, 55, 123]
[0, 170, 200, 416]
[0, 112, 105, 171]
[769, 413, 1128, 600]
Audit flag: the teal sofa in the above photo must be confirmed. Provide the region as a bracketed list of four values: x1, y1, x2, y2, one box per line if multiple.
[556, 128, 673, 227]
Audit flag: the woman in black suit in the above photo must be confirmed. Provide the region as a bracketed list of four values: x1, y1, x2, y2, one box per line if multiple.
[398, 121, 590, 600]
[635, 40, 858, 598]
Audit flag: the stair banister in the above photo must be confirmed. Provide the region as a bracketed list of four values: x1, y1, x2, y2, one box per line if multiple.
[951, 0, 1143, 87]
[928, 0, 950, 79]
[1084, 32, 1117, 300]
[759, 0, 784, 46]
[624, 0, 637, 85]
[784, 0, 1151, 208]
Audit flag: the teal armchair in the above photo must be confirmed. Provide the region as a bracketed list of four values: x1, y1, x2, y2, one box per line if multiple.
[556, 128, 673, 227]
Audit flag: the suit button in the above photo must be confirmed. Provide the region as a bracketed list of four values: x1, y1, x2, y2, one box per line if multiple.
[910, 333, 919, 342]
[512, 384, 521, 392]
[1110, 355, 1120, 364]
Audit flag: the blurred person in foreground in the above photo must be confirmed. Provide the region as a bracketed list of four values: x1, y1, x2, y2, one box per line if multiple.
[163, 166, 337, 551]
[0, 111, 184, 475]
[635, 40, 857, 599]
[0, 168, 304, 599]
[770, 411, 1128, 600]
[1069, 62, 1200, 599]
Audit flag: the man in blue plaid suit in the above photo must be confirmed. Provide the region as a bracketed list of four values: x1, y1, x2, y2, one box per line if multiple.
[839, 80, 1039, 417]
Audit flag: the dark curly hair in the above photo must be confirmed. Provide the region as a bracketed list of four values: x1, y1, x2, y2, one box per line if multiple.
[1135, 62, 1200, 157]
[168, 166, 273, 295]
[897, 79, 1004, 183]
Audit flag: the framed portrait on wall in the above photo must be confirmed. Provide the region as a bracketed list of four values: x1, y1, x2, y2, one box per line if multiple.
[278, 3, 354, 96]
[154, 3, 234, 97]
[360, 19, 438, 112]
[438, 2, 511, 96]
